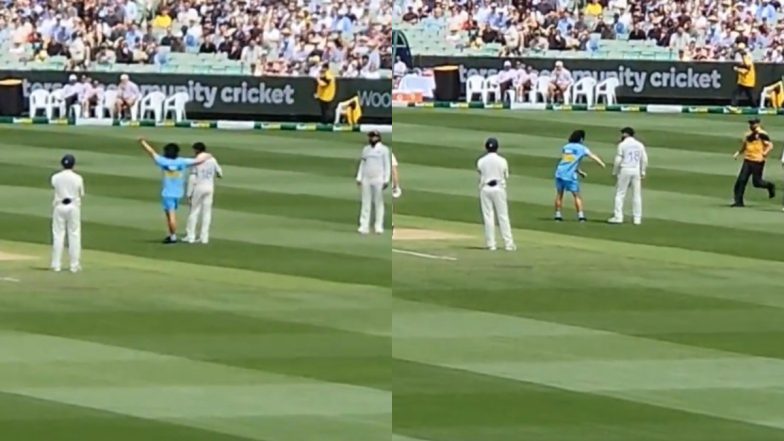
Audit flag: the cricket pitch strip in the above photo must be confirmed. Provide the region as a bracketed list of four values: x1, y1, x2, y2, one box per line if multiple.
[0, 251, 37, 262]
[393, 228, 472, 241]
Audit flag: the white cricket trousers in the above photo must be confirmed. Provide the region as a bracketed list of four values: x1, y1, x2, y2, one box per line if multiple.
[186, 185, 214, 243]
[51, 204, 81, 271]
[480, 186, 514, 249]
[359, 181, 385, 233]
[613, 168, 642, 222]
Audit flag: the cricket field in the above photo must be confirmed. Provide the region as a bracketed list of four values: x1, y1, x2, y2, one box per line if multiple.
[393, 109, 784, 441]
[0, 126, 390, 440]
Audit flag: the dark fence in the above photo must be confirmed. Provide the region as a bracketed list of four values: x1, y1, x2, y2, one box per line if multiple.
[414, 55, 784, 105]
[2, 70, 391, 122]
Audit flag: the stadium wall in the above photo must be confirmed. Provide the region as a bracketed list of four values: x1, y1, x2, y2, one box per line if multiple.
[6, 70, 391, 123]
[415, 55, 781, 105]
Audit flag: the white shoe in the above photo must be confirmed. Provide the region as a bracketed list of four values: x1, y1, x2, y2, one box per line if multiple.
[607, 217, 623, 224]
[358, 227, 369, 235]
[51, 267, 61, 272]
[488, 246, 497, 251]
[200, 240, 209, 245]
[374, 229, 384, 235]
[70, 266, 81, 273]
[185, 237, 196, 244]
[505, 245, 517, 251]
[633, 219, 642, 225]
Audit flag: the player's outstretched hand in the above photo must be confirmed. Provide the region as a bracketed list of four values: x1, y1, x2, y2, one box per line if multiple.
[577, 170, 587, 179]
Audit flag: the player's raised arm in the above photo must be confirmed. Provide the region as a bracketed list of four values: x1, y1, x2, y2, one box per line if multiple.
[138, 138, 157, 159]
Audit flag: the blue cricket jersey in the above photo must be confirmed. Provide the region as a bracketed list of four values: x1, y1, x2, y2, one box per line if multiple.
[554, 142, 590, 181]
[154, 154, 197, 198]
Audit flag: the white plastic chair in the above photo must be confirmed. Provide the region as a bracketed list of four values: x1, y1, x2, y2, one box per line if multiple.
[46, 89, 67, 120]
[29, 89, 49, 117]
[138, 91, 166, 122]
[163, 92, 189, 122]
[466, 74, 484, 102]
[595, 77, 620, 105]
[505, 89, 517, 103]
[482, 75, 501, 104]
[570, 77, 597, 106]
[759, 82, 780, 109]
[97, 90, 117, 119]
[530, 76, 550, 104]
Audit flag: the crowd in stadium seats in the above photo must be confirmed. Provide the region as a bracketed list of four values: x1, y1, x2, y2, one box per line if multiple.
[0, 0, 392, 77]
[396, 0, 784, 61]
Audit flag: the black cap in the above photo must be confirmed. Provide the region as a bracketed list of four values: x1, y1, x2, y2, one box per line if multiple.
[192, 142, 206, 153]
[620, 127, 635, 136]
[61, 154, 75, 169]
[485, 137, 499, 151]
[749, 117, 761, 125]
[368, 129, 381, 137]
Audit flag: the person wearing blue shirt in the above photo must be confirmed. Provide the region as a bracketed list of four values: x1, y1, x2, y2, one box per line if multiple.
[138, 139, 212, 243]
[554, 130, 606, 222]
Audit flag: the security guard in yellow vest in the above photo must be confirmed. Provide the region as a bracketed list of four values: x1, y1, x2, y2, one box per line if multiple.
[732, 43, 757, 107]
[315, 63, 336, 124]
[732, 118, 774, 207]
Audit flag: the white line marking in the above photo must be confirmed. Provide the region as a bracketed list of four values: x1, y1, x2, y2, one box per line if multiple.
[0, 277, 20, 283]
[392, 249, 458, 261]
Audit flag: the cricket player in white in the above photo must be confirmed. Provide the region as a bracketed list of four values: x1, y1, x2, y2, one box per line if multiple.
[51, 154, 84, 272]
[609, 127, 648, 225]
[186, 142, 222, 244]
[356, 130, 391, 234]
[477, 137, 515, 251]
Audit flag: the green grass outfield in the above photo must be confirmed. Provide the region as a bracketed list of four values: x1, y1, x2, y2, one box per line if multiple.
[0, 126, 390, 440]
[393, 109, 784, 440]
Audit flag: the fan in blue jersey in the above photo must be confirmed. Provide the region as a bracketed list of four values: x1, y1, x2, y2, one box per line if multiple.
[138, 138, 212, 244]
[554, 130, 606, 222]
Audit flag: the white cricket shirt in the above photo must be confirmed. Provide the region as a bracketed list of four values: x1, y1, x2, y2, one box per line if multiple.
[614, 137, 648, 176]
[190, 156, 223, 187]
[476, 152, 509, 189]
[356, 143, 391, 184]
[51, 170, 84, 206]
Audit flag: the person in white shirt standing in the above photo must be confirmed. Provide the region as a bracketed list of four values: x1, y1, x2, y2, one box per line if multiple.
[609, 127, 648, 225]
[356, 130, 391, 234]
[477, 137, 515, 251]
[51, 154, 84, 272]
[185, 142, 223, 244]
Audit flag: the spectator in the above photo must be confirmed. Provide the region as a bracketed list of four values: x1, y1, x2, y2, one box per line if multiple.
[68, 32, 88, 70]
[315, 63, 337, 124]
[115, 74, 140, 119]
[200, 35, 217, 54]
[549, 60, 573, 104]
[152, 7, 172, 30]
[241, 39, 264, 72]
[585, 0, 603, 19]
[670, 26, 692, 52]
[62, 74, 80, 110]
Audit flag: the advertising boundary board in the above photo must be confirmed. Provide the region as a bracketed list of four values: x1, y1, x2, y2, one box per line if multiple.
[414, 55, 784, 105]
[2, 70, 391, 122]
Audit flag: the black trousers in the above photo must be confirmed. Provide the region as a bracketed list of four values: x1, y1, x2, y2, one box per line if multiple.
[319, 99, 334, 124]
[731, 85, 756, 107]
[733, 159, 773, 204]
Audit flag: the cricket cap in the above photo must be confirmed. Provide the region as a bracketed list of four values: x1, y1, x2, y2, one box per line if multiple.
[61, 154, 75, 169]
[485, 137, 499, 151]
[748, 117, 761, 125]
[368, 129, 381, 137]
[620, 127, 635, 136]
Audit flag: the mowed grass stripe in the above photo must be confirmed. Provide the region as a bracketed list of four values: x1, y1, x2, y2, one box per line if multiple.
[0, 212, 388, 286]
[1, 126, 370, 168]
[0, 163, 360, 226]
[0, 391, 257, 441]
[0, 144, 361, 201]
[397, 167, 780, 233]
[393, 109, 779, 155]
[395, 141, 743, 198]
[0, 184, 386, 259]
[394, 123, 778, 180]
[393, 360, 784, 441]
